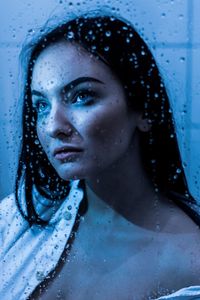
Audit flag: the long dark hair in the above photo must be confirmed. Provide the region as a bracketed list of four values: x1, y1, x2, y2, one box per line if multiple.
[15, 11, 198, 226]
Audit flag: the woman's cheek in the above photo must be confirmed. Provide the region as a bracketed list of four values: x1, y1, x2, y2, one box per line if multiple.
[36, 123, 50, 154]
[86, 105, 126, 136]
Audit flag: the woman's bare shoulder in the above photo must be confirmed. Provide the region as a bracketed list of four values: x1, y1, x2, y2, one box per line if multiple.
[158, 196, 200, 283]
[160, 194, 200, 234]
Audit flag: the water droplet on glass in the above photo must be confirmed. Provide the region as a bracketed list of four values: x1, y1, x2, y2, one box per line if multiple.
[105, 30, 111, 37]
[34, 139, 39, 145]
[63, 211, 72, 221]
[36, 271, 45, 281]
[180, 57, 185, 62]
[67, 205, 72, 211]
[151, 159, 156, 164]
[91, 45, 97, 51]
[28, 29, 35, 34]
[67, 31, 74, 39]
[154, 93, 159, 98]
[176, 168, 181, 174]
[183, 162, 187, 168]
[181, 109, 187, 115]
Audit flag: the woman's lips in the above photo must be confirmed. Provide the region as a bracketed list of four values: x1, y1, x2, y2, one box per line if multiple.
[53, 147, 83, 161]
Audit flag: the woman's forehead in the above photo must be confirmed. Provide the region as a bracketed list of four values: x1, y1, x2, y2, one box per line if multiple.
[31, 40, 120, 94]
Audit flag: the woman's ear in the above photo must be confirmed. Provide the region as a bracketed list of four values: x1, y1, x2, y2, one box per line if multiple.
[137, 114, 152, 132]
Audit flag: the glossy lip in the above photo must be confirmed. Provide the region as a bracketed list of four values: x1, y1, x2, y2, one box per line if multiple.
[53, 146, 83, 161]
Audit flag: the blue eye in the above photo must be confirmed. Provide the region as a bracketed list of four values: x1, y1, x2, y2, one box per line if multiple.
[72, 90, 96, 105]
[33, 100, 49, 114]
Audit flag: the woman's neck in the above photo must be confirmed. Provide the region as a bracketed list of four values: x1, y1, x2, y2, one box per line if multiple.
[84, 138, 162, 228]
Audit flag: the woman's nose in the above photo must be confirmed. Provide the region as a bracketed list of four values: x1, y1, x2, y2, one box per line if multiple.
[46, 103, 73, 139]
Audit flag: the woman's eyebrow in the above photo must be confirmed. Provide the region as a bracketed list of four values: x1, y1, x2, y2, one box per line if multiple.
[31, 90, 45, 97]
[62, 76, 104, 93]
[31, 76, 104, 98]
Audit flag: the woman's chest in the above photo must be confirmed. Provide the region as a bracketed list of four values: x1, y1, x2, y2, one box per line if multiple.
[33, 231, 195, 300]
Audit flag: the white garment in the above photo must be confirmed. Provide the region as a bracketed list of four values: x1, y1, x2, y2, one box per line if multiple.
[0, 181, 200, 300]
[0, 180, 83, 300]
[157, 286, 200, 299]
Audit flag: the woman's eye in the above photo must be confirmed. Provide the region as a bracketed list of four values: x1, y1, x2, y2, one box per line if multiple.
[72, 90, 96, 105]
[33, 100, 49, 114]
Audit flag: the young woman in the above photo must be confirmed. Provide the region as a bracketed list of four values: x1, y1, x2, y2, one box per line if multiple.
[1, 11, 200, 300]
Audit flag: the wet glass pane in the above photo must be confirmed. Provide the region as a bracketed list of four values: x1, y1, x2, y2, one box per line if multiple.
[1, 1, 200, 299]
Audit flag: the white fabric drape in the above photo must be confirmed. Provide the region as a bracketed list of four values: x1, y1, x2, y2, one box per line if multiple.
[0, 180, 83, 300]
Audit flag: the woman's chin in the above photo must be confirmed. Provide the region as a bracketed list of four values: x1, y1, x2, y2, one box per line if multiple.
[56, 167, 86, 181]
[54, 162, 103, 182]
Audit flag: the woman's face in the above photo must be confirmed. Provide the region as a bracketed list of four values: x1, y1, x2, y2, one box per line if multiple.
[31, 40, 141, 181]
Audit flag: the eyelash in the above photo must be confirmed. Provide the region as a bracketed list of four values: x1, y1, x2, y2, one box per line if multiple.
[32, 89, 97, 114]
[69, 89, 96, 105]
